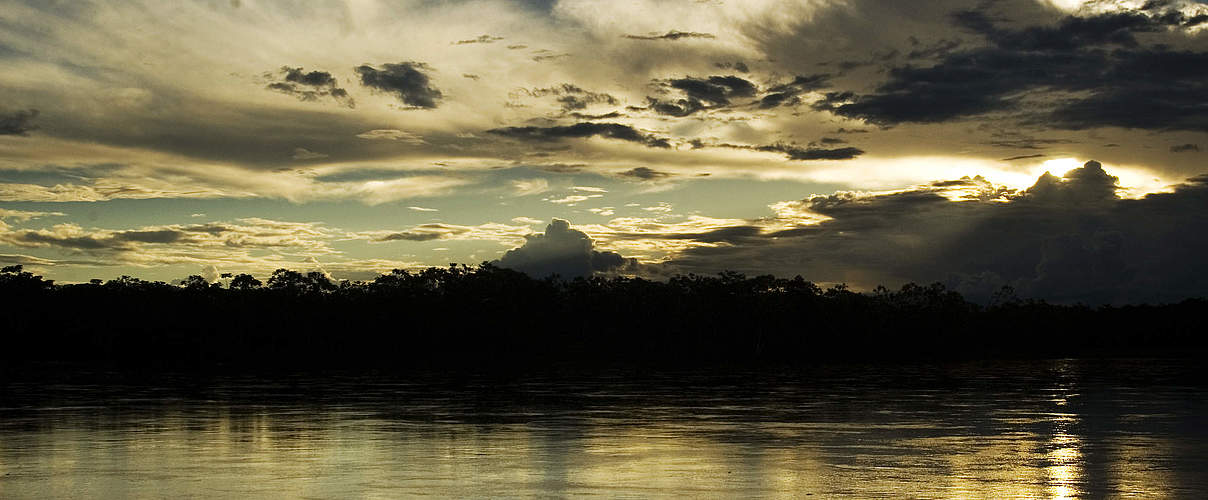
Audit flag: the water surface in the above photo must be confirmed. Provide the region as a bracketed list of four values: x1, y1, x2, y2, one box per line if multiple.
[1, 359, 1205, 498]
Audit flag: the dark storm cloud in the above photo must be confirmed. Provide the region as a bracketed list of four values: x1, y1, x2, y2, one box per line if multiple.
[664, 161, 1208, 304]
[623, 30, 716, 41]
[487, 122, 671, 148]
[617, 167, 673, 180]
[1170, 143, 1200, 153]
[265, 67, 354, 108]
[355, 62, 442, 109]
[759, 74, 831, 108]
[495, 218, 635, 278]
[453, 34, 503, 45]
[0, 109, 39, 135]
[817, 7, 1208, 130]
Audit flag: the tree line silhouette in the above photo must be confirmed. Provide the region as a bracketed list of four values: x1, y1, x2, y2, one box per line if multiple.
[1, 264, 1204, 369]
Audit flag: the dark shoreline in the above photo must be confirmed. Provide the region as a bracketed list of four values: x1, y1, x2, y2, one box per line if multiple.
[4, 264, 1206, 371]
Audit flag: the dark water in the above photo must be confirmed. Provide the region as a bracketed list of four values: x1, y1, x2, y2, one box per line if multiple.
[1, 359, 1206, 498]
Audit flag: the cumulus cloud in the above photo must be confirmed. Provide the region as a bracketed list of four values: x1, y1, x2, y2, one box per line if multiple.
[265, 66, 354, 108]
[355, 62, 443, 109]
[495, 218, 636, 278]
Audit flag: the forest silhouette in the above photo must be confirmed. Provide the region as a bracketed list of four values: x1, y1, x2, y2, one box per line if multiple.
[2, 264, 1204, 370]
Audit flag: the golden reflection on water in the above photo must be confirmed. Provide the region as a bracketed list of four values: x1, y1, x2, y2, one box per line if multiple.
[1, 361, 1205, 498]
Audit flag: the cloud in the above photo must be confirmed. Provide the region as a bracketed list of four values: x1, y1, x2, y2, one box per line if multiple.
[370, 223, 468, 242]
[693, 139, 866, 161]
[1001, 154, 1047, 161]
[265, 67, 354, 108]
[642, 75, 758, 116]
[1170, 143, 1200, 153]
[714, 61, 750, 73]
[521, 84, 619, 112]
[0, 109, 39, 135]
[668, 76, 756, 105]
[495, 218, 636, 278]
[546, 194, 602, 204]
[0, 218, 341, 270]
[618, 167, 673, 180]
[777, 145, 866, 161]
[568, 111, 624, 120]
[530, 49, 570, 62]
[355, 62, 443, 109]
[363, 222, 530, 244]
[656, 160, 1208, 304]
[759, 74, 831, 108]
[488, 122, 672, 148]
[511, 178, 550, 196]
[623, 30, 717, 41]
[407, 206, 438, 212]
[815, 7, 1208, 130]
[354, 129, 427, 144]
[200, 264, 221, 283]
[291, 147, 328, 160]
[725, 142, 865, 161]
[453, 34, 503, 45]
[0, 208, 66, 222]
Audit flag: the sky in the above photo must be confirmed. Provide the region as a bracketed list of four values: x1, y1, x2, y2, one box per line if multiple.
[1, 0, 1206, 303]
